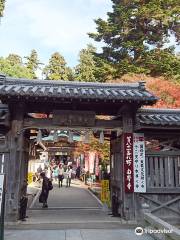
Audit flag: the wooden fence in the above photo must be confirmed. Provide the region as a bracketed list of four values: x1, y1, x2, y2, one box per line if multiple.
[138, 151, 180, 223]
[146, 151, 180, 193]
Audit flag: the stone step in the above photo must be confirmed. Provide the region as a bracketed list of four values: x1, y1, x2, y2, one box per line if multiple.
[5, 221, 137, 230]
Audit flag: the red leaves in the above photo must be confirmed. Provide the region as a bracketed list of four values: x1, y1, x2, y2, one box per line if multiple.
[147, 78, 180, 108]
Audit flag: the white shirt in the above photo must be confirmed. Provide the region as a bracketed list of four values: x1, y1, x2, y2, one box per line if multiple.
[66, 169, 72, 178]
[45, 169, 51, 178]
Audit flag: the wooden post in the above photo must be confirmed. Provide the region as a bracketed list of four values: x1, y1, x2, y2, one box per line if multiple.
[5, 103, 25, 221]
[23, 133, 30, 184]
[121, 104, 136, 220]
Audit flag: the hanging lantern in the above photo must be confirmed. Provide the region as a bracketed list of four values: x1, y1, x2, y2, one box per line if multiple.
[36, 129, 42, 143]
[99, 131, 104, 144]
[68, 131, 73, 143]
[53, 130, 58, 142]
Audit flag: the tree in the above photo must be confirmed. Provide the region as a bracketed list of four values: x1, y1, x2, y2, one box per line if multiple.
[108, 73, 180, 108]
[75, 134, 110, 163]
[93, 56, 116, 82]
[141, 48, 180, 81]
[6, 54, 22, 66]
[147, 78, 180, 108]
[66, 67, 75, 81]
[75, 44, 96, 82]
[0, 0, 5, 17]
[89, 0, 180, 78]
[24, 49, 41, 79]
[43, 52, 70, 80]
[0, 57, 33, 78]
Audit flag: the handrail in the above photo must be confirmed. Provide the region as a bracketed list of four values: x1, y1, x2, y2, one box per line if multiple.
[143, 212, 180, 240]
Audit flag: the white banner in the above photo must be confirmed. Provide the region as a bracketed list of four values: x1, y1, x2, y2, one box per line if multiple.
[133, 133, 146, 192]
[0, 174, 5, 216]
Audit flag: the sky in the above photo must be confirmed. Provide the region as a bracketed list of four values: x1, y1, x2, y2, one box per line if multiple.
[0, 0, 112, 67]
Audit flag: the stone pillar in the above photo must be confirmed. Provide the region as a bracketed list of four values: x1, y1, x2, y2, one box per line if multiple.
[5, 103, 25, 221]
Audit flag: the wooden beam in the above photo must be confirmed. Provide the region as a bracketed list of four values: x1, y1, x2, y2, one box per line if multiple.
[23, 117, 122, 130]
[146, 187, 180, 194]
[146, 151, 180, 156]
[140, 194, 180, 216]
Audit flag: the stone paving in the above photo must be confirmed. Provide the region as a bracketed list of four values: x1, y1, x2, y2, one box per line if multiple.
[5, 229, 154, 240]
[32, 179, 101, 209]
[5, 180, 155, 240]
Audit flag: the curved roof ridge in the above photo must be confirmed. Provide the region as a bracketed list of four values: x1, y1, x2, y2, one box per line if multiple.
[1, 77, 143, 89]
[0, 77, 157, 106]
[138, 108, 180, 114]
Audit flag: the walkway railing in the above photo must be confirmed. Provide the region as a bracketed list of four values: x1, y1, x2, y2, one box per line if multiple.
[143, 212, 180, 240]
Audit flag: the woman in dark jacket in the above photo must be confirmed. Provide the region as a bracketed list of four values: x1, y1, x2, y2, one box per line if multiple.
[39, 172, 49, 208]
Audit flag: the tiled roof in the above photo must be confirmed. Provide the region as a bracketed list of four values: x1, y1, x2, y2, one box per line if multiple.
[0, 76, 157, 104]
[136, 108, 180, 127]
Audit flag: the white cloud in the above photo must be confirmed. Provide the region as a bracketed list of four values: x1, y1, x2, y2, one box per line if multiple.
[0, 0, 112, 66]
[20, 0, 111, 50]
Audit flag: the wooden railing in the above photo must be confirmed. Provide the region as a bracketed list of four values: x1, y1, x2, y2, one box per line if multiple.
[145, 151, 180, 193]
[139, 152, 180, 222]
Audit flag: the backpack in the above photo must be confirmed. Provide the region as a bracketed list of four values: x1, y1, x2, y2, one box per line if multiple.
[48, 179, 53, 190]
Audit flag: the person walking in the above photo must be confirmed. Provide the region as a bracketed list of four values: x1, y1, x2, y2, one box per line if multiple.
[75, 166, 81, 179]
[39, 172, 50, 208]
[19, 179, 28, 221]
[58, 164, 64, 188]
[45, 166, 52, 179]
[53, 165, 59, 182]
[36, 164, 43, 182]
[66, 165, 72, 187]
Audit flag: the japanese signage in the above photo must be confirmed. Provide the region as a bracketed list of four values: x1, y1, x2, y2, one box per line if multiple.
[53, 110, 95, 126]
[124, 133, 146, 193]
[0, 174, 5, 216]
[101, 180, 110, 206]
[124, 133, 134, 193]
[133, 133, 146, 192]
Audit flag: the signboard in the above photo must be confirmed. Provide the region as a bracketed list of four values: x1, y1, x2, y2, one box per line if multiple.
[101, 180, 110, 206]
[28, 172, 33, 184]
[53, 110, 95, 126]
[124, 133, 134, 193]
[133, 133, 146, 192]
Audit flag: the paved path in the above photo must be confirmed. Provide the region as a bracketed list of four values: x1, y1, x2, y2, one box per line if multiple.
[19, 180, 121, 229]
[33, 179, 101, 209]
[5, 229, 154, 240]
[5, 180, 155, 239]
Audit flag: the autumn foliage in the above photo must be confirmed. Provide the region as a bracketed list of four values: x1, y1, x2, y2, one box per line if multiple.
[147, 78, 180, 108]
[109, 74, 180, 108]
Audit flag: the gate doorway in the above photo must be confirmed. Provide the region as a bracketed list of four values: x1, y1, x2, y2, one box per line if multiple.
[0, 76, 157, 222]
[26, 123, 117, 220]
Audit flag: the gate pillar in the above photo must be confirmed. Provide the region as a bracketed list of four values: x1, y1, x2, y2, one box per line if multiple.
[121, 104, 136, 220]
[5, 103, 25, 221]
